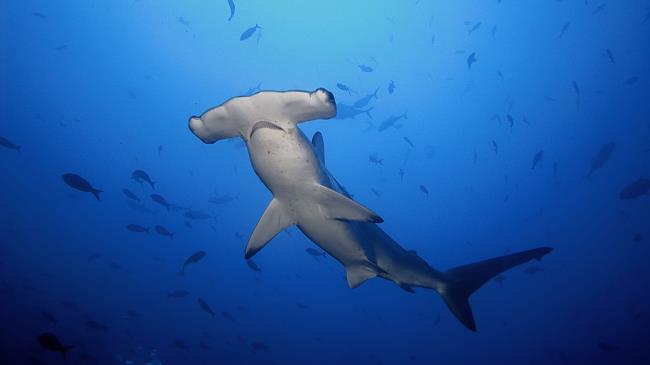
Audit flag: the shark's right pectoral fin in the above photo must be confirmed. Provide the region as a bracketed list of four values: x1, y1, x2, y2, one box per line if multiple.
[316, 185, 383, 223]
[245, 198, 294, 259]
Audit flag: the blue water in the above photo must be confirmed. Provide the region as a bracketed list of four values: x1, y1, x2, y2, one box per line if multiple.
[2, 1, 650, 364]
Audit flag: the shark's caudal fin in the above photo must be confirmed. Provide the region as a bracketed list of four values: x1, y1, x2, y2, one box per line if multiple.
[245, 198, 294, 259]
[439, 247, 553, 331]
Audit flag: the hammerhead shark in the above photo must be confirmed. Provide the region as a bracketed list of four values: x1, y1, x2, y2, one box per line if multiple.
[189, 88, 552, 331]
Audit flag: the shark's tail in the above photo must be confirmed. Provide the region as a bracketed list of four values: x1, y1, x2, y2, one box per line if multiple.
[437, 247, 552, 331]
[92, 189, 103, 201]
[60, 345, 75, 360]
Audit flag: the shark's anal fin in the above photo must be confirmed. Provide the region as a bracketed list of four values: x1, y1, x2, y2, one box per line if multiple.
[346, 264, 378, 288]
[316, 184, 383, 223]
[245, 198, 294, 259]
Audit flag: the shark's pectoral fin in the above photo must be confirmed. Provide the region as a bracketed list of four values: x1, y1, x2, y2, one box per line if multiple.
[316, 185, 383, 223]
[346, 264, 378, 288]
[311, 132, 325, 165]
[245, 198, 294, 259]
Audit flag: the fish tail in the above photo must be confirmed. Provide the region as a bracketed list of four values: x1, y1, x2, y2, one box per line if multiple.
[433, 247, 553, 331]
[372, 87, 379, 98]
[365, 107, 373, 119]
[92, 189, 103, 201]
[60, 345, 74, 359]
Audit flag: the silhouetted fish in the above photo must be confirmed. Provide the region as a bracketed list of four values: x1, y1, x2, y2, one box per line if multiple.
[227, 0, 235, 21]
[532, 150, 544, 169]
[587, 142, 615, 178]
[181, 251, 206, 275]
[336, 83, 354, 94]
[558, 21, 571, 38]
[598, 342, 619, 352]
[619, 178, 650, 200]
[467, 52, 476, 69]
[605, 48, 615, 65]
[352, 88, 379, 108]
[358, 64, 373, 72]
[467, 21, 481, 35]
[419, 185, 429, 197]
[84, 320, 109, 333]
[39, 310, 58, 325]
[336, 104, 372, 119]
[246, 259, 261, 272]
[168, 289, 190, 298]
[184, 209, 214, 220]
[122, 189, 140, 201]
[208, 193, 236, 205]
[150, 194, 171, 211]
[388, 80, 395, 94]
[378, 113, 407, 132]
[197, 297, 216, 317]
[251, 341, 269, 353]
[131, 170, 155, 189]
[37, 333, 74, 359]
[403, 137, 414, 148]
[240, 24, 260, 41]
[0, 136, 21, 151]
[155, 225, 174, 238]
[126, 224, 148, 233]
[62, 173, 102, 201]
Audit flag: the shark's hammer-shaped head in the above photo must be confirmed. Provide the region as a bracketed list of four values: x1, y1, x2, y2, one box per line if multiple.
[189, 88, 336, 144]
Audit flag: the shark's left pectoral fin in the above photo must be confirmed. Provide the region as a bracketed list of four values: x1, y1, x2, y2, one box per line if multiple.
[316, 185, 383, 223]
[245, 198, 294, 259]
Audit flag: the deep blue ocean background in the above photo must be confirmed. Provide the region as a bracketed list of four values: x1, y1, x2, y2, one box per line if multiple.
[2, 1, 650, 364]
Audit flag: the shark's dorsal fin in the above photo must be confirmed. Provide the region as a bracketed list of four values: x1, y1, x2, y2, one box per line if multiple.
[245, 198, 294, 258]
[346, 264, 378, 288]
[316, 184, 383, 223]
[311, 132, 325, 165]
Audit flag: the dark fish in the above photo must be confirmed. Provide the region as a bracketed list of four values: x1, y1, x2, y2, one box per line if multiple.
[62, 173, 102, 201]
[178, 17, 190, 27]
[358, 64, 373, 72]
[200, 341, 213, 350]
[532, 150, 544, 169]
[131, 170, 155, 189]
[419, 185, 429, 196]
[240, 24, 260, 41]
[150, 194, 171, 211]
[403, 137, 414, 148]
[598, 342, 619, 352]
[181, 251, 206, 275]
[398, 168, 405, 181]
[587, 142, 615, 178]
[222, 311, 234, 320]
[244, 82, 263, 96]
[296, 302, 309, 309]
[336, 83, 354, 94]
[173, 339, 189, 350]
[491, 24, 497, 40]
[184, 209, 214, 220]
[0, 136, 21, 151]
[54, 44, 68, 51]
[625, 76, 639, 85]
[246, 259, 261, 272]
[157, 145, 163, 156]
[197, 298, 216, 317]
[32, 12, 47, 19]
[388, 80, 395, 94]
[126, 224, 149, 233]
[122, 189, 140, 201]
[168, 289, 190, 298]
[492, 141, 498, 154]
[633, 233, 643, 242]
[378, 113, 407, 132]
[37, 333, 74, 359]
[305, 248, 326, 257]
[371, 188, 380, 197]
[368, 153, 383, 165]
[40, 311, 58, 325]
[558, 21, 571, 39]
[468, 22, 482, 35]
[605, 48, 615, 65]
[227, 0, 235, 21]
[352, 87, 379, 108]
[592, 4, 606, 15]
[572, 80, 580, 96]
[251, 341, 269, 353]
[619, 178, 650, 200]
[208, 193, 236, 205]
[507, 114, 514, 129]
[467, 52, 476, 69]
[154, 225, 174, 238]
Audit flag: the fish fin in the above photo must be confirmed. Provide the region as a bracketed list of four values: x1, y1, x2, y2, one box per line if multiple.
[92, 189, 103, 201]
[437, 247, 553, 331]
[346, 264, 378, 288]
[365, 107, 373, 118]
[245, 198, 294, 259]
[311, 132, 325, 165]
[61, 345, 74, 360]
[315, 184, 383, 223]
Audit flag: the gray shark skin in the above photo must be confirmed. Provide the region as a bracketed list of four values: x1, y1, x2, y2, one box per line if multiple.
[189, 88, 553, 331]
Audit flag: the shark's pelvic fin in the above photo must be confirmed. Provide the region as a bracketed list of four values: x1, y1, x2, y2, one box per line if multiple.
[311, 132, 325, 165]
[245, 198, 294, 259]
[438, 247, 553, 331]
[316, 184, 383, 223]
[346, 264, 379, 288]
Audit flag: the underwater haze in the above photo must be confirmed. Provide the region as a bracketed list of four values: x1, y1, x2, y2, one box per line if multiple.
[2, 0, 650, 364]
